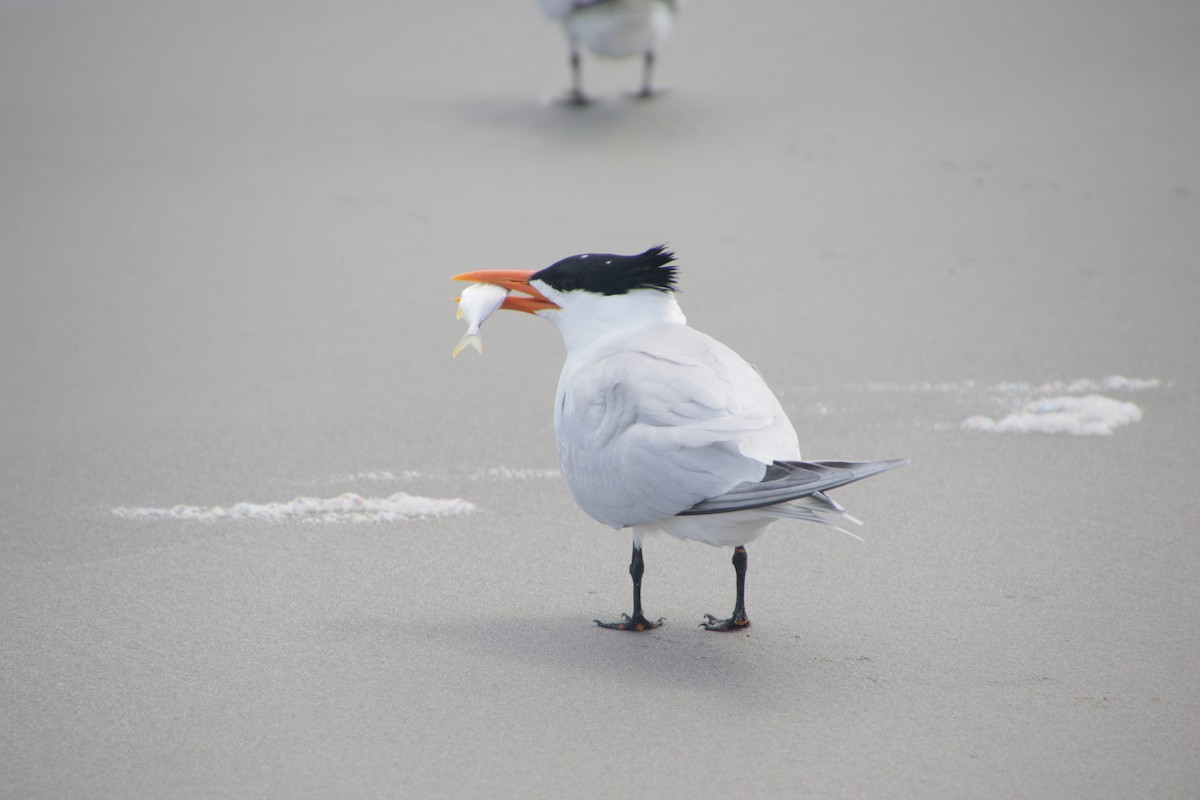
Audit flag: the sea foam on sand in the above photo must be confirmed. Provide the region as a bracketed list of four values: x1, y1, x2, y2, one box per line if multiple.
[112, 492, 477, 523]
[962, 394, 1144, 436]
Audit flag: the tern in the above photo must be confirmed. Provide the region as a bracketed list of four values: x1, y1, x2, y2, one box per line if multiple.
[537, 0, 680, 105]
[454, 246, 907, 632]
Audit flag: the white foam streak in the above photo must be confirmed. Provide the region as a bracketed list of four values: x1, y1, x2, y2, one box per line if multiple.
[992, 376, 1161, 395]
[327, 470, 426, 484]
[470, 467, 561, 481]
[867, 375, 1159, 396]
[112, 492, 476, 524]
[962, 395, 1143, 437]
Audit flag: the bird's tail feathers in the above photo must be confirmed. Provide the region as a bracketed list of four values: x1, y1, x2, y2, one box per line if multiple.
[759, 492, 865, 542]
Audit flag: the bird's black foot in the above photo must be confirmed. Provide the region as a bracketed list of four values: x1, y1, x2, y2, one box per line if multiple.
[595, 612, 664, 632]
[700, 611, 750, 632]
[558, 88, 594, 107]
[627, 86, 667, 101]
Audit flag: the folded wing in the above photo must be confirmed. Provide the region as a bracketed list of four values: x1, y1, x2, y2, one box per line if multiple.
[555, 324, 800, 528]
[679, 459, 910, 516]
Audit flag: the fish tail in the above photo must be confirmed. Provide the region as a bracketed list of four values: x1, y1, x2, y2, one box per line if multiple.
[452, 332, 483, 357]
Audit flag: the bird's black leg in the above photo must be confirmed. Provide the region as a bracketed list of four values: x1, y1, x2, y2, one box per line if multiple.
[633, 50, 656, 98]
[565, 45, 590, 106]
[702, 545, 751, 631]
[595, 544, 663, 631]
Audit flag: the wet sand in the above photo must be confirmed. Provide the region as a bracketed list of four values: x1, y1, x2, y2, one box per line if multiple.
[2, 1, 1198, 797]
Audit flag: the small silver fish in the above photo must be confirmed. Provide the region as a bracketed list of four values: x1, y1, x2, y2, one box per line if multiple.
[452, 282, 509, 357]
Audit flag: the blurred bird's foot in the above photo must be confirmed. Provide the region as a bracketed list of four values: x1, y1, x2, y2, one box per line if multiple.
[700, 611, 750, 632]
[595, 612, 664, 632]
[559, 88, 594, 107]
[628, 85, 667, 100]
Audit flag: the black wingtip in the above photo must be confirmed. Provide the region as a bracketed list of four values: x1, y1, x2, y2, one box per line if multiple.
[678, 458, 908, 516]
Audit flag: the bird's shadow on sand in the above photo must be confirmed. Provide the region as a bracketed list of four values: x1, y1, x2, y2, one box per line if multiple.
[421, 90, 712, 149]
[322, 611, 881, 713]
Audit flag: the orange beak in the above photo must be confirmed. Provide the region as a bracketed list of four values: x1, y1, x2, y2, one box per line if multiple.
[452, 269, 559, 314]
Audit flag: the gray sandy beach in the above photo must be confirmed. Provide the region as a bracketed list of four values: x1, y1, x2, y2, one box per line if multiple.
[2, 1, 1198, 797]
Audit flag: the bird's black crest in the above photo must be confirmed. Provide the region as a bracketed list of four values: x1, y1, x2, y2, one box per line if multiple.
[531, 245, 679, 296]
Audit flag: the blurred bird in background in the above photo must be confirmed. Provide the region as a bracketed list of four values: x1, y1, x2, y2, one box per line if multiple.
[537, 0, 681, 105]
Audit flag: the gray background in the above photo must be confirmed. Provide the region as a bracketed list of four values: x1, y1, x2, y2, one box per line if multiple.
[2, 1, 1198, 797]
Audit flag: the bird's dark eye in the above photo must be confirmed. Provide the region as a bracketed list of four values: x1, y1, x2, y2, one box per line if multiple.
[539, 264, 579, 292]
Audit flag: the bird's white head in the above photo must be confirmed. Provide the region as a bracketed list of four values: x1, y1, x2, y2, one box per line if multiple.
[453, 245, 686, 352]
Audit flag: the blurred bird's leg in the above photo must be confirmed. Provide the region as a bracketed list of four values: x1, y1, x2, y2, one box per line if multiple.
[702, 546, 751, 631]
[595, 543, 663, 631]
[565, 43, 591, 106]
[632, 50, 657, 98]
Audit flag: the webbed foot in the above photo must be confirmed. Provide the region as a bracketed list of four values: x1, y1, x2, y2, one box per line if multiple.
[595, 612, 664, 632]
[700, 611, 750, 632]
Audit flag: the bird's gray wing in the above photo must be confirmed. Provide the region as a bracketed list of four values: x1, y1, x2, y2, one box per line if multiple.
[678, 459, 909, 516]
